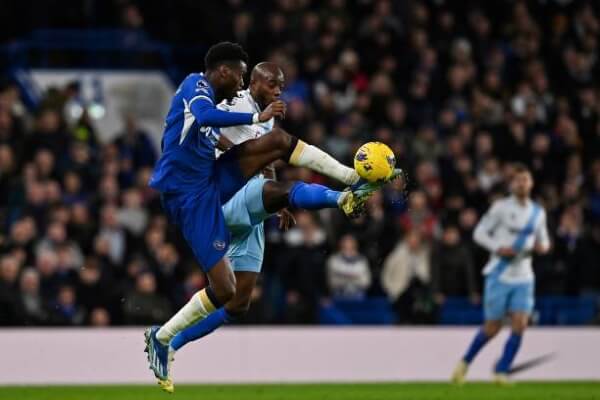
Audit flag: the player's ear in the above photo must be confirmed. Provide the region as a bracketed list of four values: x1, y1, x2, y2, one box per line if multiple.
[217, 64, 230, 79]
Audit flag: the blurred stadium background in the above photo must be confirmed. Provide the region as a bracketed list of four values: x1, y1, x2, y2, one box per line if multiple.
[0, 0, 600, 396]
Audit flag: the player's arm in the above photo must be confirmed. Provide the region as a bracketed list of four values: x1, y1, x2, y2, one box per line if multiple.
[190, 97, 252, 126]
[473, 201, 513, 256]
[190, 97, 283, 127]
[533, 209, 551, 255]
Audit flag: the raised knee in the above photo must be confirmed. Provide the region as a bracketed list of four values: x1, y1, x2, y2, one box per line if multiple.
[484, 323, 501, 338]
[512, 321, 528, 334]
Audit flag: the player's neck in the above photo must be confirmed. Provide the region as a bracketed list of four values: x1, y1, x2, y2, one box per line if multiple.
[248, 90, 264, 111]
[204, 71, 224, 103]
[513, 194, 529, 206]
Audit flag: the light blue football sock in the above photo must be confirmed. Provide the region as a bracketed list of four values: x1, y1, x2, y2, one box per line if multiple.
[495, 332, 522, 373]
[288, 182, 341, 209]
[463, 328, 490, 364]
[171, 308, 234, 351]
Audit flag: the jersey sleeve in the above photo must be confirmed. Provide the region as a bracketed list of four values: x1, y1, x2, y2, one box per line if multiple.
[535, 209, 551, 250]
[181, 76, 254, 128]
[473, 201, 503, 253]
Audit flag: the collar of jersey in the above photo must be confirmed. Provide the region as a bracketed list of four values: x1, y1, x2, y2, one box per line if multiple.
[245, 89, 262, 113]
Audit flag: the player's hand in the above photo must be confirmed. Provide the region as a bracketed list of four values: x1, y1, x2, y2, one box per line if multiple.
[278, 208, 296, 231]
[534, 242, 550, 255]
[259, 100, 286, 121]
[497, 247, 517, 258]
[216, 135, 234, 152]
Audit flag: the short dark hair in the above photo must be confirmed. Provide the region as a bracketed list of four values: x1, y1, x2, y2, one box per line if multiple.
[204, 42, 249, 70]
[512, 162, 530, 175]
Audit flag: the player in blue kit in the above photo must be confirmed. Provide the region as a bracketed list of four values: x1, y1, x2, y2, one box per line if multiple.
[144, 43, 399, 390]
[147, 61, 403, 392]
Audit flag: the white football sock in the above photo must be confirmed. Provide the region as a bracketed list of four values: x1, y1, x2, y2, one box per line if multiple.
[156, 289, 216, 345]
[289, 141, 359, 185]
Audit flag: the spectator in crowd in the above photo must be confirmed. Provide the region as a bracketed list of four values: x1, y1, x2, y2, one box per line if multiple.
[89, 307, 111, 327]
[113, 114, 157, 170]
[53, 285, 85, 325]
[326, 235, 371, 300]
[123, 270, 171, 325]
[0, 255, 22, 325]
[19, 268, 50, 325]
[381, 230, 432, 323]
[430, 225, 479, 306]
[280, 211, 328, 324]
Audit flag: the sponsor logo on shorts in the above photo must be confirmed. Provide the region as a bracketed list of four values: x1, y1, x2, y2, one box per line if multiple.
[213, 240, 226, 251]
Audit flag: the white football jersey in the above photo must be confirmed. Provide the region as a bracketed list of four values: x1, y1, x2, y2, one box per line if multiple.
[474, 195, 550, 284]
[216, 89, 274, 156]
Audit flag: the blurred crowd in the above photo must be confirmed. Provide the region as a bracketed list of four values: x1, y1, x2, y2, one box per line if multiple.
[1, 0, 600, 326]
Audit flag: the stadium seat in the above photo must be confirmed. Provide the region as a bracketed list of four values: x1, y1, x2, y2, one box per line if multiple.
[439, 297, 484, 325]
[319, 298, 396, 325]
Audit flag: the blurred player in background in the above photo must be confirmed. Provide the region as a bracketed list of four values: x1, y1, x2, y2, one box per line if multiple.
[452, 164, 550, 385]
[144, 43, 399, 390]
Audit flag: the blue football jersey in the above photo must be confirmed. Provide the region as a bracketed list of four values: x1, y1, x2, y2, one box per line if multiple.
[149, 73, 254, 193]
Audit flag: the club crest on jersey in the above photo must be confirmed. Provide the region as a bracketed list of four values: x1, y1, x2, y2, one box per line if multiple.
[213, 240, 226, 251]
[195, 79, 210, 94]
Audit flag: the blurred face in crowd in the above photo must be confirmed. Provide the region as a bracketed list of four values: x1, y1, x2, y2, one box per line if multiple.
[90, 308, 111, 327]
[0, 145, 14, 173]
[79, 258, 101, 285]
[37, 250, 58, 276]
[58, 286, 76, 306]
[249, 62, 284, 109]
[511, 169, 533, 199]
[100, 205, 119, 228]
[71, 203, 90, 225]
[35, 149, 55, 178]
[157, 243, 179, 267]
[0, 256, 20, 284]
[459, 208, 478, 231]
[11, 217, 36, 243]
[47, 221, 66, 243]
[20, 269, 40, 294]
[339, 234, 358, 257]
[64, 171, 81, 194]
[137, 272, 157, 294]
[37, 109, 60, 133]
[442, 226, 461, 246]
[409, 191, 428, 212]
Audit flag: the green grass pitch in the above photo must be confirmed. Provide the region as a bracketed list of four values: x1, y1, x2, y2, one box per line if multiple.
[1, 382, 599, 400]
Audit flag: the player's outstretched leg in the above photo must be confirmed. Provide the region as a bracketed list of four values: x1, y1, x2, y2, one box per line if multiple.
[234, 127, 401, 200]
[264, 180, 367, 218]
[452, 320, 501, 384]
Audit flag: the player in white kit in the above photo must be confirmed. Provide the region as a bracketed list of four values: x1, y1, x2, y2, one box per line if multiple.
[452, 164, 550, 385]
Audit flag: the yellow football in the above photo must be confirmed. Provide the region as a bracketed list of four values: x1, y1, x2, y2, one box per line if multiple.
[353, 142, 396, 183]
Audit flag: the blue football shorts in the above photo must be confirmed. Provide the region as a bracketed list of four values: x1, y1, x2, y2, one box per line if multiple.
[160, 147, 249, 272]
[483, 276, 535, 321]
[222, 175, 273, 273]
